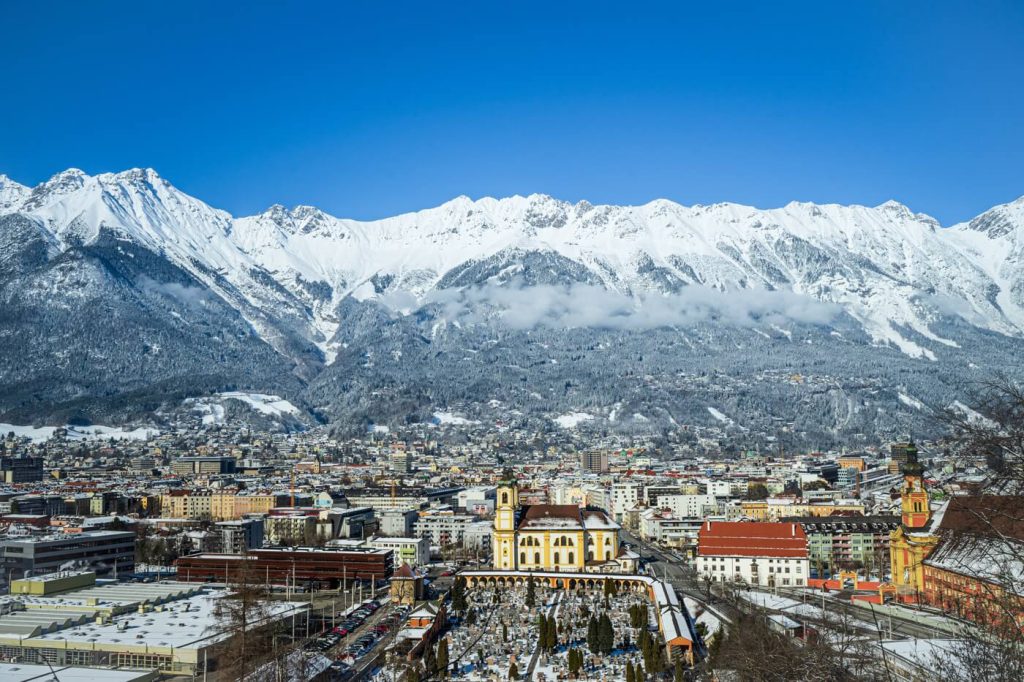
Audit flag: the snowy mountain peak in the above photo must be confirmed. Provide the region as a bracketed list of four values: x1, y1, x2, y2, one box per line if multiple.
[0, 174, 29, 212]
[964, 197, 1024, 239]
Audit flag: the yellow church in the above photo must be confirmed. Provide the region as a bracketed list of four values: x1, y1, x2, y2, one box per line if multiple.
[493, 478, 637, 573]
[888, 442, 940, 598]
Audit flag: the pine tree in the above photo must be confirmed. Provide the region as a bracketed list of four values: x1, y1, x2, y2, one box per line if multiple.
[635, 662, 645, 681]
[674, 658, 685, 682]
[525, 576, 536, 608]
[586, 616, 599, 653]
[549, 617, 559, 650]
[437, 637, 449, 679]
[626, 661, 636, 682]
[539, 615, 549, 650]
[423, 642, 437, 675]
[451, 577, 468, 614]
[508, 661, 519, 680]
[502, 621, 508, 642]
[599, 613, 615, 654]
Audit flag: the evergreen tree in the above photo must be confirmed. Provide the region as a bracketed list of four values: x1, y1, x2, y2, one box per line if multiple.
[451, 577, 468, 614]
[586, 616, 599, 653]
[502, 621, 508, 642]
[423, 642, 437, 675]
[539, 614, 549, 650]
[599, 613, 615, 654]
[508, 661, 519, 680]
[437, 637, 449, 679]
[674, 658, 685, 682]
[549, 617, 559, 650]
[635, 662, 645, 681]
[626, 661, 636, 682]
[525, 576, 536, 608]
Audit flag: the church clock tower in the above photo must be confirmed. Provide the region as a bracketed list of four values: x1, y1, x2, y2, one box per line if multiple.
[493, 470, 519, 569]
[899, 442, 930, 528]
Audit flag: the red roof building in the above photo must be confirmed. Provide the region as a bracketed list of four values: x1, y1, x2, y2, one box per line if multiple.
[697, 521, 809, 588]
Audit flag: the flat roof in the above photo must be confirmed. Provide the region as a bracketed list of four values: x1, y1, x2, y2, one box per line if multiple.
[27, 591, 306, 651]
[0, 663, 157, 682]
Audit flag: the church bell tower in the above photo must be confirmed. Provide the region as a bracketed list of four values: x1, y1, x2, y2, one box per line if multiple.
[493, 470, 519, 569]
[899, 441, 930, 528]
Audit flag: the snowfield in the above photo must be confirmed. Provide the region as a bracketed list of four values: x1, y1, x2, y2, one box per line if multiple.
[0, 423, 158, 443]
[553, 412, 594, 429]
[3, 169, 1024, 363]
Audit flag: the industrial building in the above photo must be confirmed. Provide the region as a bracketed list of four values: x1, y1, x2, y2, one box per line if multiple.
[175, 545, 394, 586]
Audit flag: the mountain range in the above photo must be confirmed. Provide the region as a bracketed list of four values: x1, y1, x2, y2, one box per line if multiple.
[2, 168, 1022, 445]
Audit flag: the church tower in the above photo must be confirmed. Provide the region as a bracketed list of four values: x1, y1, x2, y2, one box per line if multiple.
[493, 470, 519, 569]
[899, 441, 930, 528]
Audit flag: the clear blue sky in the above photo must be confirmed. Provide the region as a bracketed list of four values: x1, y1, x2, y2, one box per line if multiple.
[2, 1, 1022, 224]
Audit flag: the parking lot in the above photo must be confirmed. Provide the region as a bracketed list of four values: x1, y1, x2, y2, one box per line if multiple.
[306, 597, 409, 680]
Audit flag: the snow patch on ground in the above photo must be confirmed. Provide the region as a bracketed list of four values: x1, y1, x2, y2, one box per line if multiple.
[898, 392, 926, 410]
[184, 392, 299, 425]
[707, 407, 733, 424]
[553, 412, 593, 429]
[432, 411, 480, 425]
[0, 423, 158, 443]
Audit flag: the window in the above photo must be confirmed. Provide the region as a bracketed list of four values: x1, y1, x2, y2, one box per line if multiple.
[535, 552, 540, 564]
[554, 552, 561, 564]
[568, 551, 574, 564]
[502, 492, 509, 505]
[520, 552, 525, 564]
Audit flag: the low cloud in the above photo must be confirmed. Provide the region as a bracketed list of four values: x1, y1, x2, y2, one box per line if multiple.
[138, 277, 209, 308]
[387, 281, 841, 330]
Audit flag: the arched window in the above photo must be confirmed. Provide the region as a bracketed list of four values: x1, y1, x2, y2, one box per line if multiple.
[502, 492, 509, 505]
[554, 551, 561, 565]
[520, 552, 526, 564]
[568, 551, 575, 564]
[535, 552, 541, 564]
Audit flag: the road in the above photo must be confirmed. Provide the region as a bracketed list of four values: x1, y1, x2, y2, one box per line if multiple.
[622, 530, 738, 625]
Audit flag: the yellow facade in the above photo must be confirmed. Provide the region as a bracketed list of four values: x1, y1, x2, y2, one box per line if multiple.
[493, 483, 621, 572]
[159, 492, 276, 521]
[888, 451, 937, 596]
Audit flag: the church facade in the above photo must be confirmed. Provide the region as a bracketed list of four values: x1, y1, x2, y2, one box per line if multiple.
[492, 480, 636, 572]
[888, 442, 940, 597]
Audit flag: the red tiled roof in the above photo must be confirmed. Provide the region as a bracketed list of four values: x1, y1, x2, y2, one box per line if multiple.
[698, 521, 808, 558]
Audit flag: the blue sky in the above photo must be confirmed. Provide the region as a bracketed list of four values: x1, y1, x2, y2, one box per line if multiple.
[2, 1, 1022, 224]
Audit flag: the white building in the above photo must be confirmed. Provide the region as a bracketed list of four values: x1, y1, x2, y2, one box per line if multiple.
[609, 483, 641, 522]
[655, 494, 717, 519]
[368, 536, 430, 567]
[696, 521, 809, 588]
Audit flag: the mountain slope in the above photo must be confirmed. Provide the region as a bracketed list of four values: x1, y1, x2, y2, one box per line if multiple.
[2, 168, 1023, 440]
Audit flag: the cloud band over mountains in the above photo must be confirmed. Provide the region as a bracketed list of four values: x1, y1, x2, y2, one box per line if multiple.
[384, 281, 841, 330]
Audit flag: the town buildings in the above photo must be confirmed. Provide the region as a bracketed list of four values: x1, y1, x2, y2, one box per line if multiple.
[0, 530, 136, 581]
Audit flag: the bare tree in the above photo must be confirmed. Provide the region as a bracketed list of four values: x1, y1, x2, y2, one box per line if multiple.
[927, 376, 1024, 680]
[212, 556, 275, 679]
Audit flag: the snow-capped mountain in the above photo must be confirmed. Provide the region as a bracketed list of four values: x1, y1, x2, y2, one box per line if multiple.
[2, 167, 1023, 440]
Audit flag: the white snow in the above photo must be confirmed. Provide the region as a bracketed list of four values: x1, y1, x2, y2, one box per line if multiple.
[184, 392, 299, 425]
[6, 168, 1024, 364]
[0, 423, 158, 443]
[553, 412, 594, 429]
[432, 411, 480, 425]
[898, 392, 926, 410]
[707, 407, 733, 424]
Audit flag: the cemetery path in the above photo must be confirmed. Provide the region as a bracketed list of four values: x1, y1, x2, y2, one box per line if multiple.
[525, 592, 562, 680]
